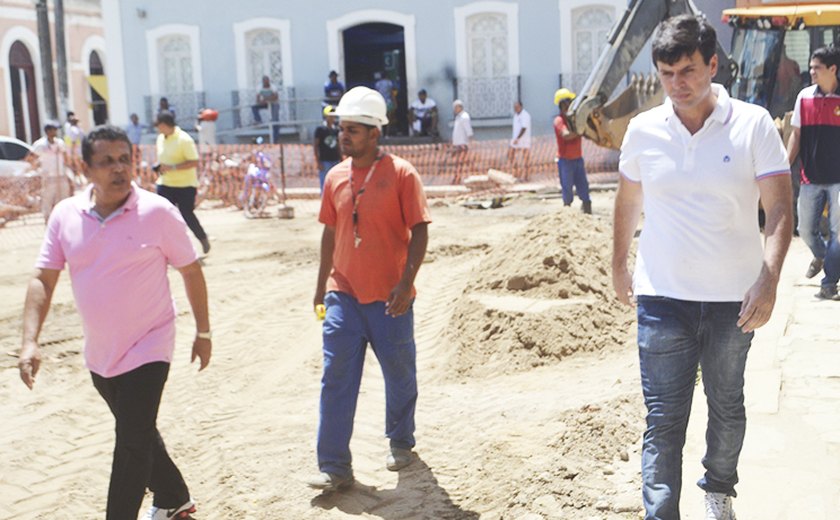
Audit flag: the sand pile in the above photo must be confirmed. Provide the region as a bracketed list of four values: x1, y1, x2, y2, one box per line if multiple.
[445, 208, 636, 377]
[447, 394, 645, 518]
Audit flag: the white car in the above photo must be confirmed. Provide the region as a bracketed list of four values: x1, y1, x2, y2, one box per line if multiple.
[0, 135, 36, 177]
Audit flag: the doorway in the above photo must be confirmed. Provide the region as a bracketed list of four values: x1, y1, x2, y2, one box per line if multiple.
[343, 23, 408, 136]
[9, 41, 40, 142]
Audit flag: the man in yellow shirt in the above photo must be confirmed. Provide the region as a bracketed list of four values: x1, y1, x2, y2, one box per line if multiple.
[155, 111, 210, 254]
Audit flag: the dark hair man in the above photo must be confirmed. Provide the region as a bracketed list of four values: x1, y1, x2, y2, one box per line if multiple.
[613, 15, 792, 520]
[308, 87, 431, 492]
[19, 125, 212, 520]
[786, 44, 840, 299]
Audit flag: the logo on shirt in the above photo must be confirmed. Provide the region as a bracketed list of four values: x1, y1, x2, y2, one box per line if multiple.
[723, 155, 731, 163]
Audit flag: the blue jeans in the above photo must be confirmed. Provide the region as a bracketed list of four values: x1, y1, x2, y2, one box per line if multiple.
[797, 182, 840, 288]
[636, 296, 753, 520]
[319, 160, 340, 194]
[251, 102, 279, 123]
[557, 158, 590, 205]
[317, 291, 417, 478]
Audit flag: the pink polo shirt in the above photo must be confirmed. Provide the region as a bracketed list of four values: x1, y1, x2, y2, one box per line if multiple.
[35, 183, 198, 377]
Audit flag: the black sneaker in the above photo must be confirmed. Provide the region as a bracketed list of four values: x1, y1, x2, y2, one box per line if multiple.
[806, 257, 824, 279]
[815, 285, 838, 300]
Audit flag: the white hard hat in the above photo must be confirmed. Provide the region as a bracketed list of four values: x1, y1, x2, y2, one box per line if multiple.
[334, 86, 389, 128]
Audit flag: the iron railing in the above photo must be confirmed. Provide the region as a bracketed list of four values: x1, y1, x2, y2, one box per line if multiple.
[452, 75, 520, 120]
[144, 91, 206, 127]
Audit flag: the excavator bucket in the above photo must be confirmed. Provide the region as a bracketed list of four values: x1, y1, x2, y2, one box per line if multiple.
[582, 73, 663, 150]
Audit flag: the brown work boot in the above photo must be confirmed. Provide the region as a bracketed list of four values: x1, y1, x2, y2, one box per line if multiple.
[805, 257, 823, 279]
[386, 447, 414, 471]
[815, 285, 838, 300]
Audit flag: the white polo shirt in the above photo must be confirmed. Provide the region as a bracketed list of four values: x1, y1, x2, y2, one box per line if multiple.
[452, 110, 473, 146]
[511, 108, 531, 148]
[619, 84, 789, 301]
[31, 137, 66, 179]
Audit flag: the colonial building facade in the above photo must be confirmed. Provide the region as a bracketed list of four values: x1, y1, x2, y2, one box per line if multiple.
[1, 0, 105, 142]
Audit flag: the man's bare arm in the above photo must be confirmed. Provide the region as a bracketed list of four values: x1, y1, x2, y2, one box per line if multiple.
[177, 260, 212, 370]
[612, 177, 644, 306]
[19, 268, 61, 389]
[738, 174, 793, 332]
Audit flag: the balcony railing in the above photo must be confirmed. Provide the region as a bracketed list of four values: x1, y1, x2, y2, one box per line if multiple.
[230, 86, 300, 128]
[452, 75, 521, 120]
[144, 91, 206, 127]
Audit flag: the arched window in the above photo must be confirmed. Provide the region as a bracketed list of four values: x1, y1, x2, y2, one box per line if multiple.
[9, 40, 40, 141]
[573, 7, 614, 75]
[466, 13, 508, 78]
[158, 35, 193, 93]
[246, 29, 283, 88]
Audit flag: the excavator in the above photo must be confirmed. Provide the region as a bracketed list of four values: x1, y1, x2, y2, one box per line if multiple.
[568, 0, 840, 150]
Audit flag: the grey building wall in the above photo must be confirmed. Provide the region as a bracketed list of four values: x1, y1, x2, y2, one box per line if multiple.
[110, 0, 736, 141]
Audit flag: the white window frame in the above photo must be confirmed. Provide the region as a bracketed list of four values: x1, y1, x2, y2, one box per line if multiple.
[145, 24, 203, 94]
[326, 10, 417, 100]
[454, 1, 520, 78]
[558, 0, 623, 80]
[233, 18, 294, 90]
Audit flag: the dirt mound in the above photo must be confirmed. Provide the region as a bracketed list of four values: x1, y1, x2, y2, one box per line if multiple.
[455, 394, 644, 518]
[445, 209, 635, 377]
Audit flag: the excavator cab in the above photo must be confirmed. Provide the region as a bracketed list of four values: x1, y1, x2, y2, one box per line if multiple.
[569, 0, 840, 150]
[725, 4, 840, 120]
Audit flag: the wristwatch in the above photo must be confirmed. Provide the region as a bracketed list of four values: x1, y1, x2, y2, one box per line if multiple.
[196, 331, 212, 340]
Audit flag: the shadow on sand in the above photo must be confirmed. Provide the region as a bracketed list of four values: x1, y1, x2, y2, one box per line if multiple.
[310, 455, 480, 520]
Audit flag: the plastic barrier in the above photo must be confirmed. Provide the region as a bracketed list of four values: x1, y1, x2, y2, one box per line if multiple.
[1, 137, 618, 215]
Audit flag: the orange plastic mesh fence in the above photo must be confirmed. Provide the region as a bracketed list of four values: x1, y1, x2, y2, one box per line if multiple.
[2, 136, 617, 215]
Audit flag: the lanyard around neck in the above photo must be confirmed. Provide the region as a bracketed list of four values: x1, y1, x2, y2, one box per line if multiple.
[349, 153, 384, 248]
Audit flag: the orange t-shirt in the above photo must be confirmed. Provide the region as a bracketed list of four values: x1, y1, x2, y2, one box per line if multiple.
[319, 154, 432, 304]
[554, 114, 583, 160]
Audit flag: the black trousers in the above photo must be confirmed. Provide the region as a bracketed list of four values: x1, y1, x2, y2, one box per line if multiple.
[156, 185, 207, 241]
[91, 362, 190, 519]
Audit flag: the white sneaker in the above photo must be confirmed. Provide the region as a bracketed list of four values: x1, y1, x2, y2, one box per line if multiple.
[142, 498, 196, 519]
[704, 492, 737, 520]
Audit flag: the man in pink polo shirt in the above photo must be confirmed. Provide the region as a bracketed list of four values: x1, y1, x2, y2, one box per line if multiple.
[18, 126, 212, 520]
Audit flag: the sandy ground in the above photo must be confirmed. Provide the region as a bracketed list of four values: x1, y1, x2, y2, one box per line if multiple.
[1, 188, 838, 520]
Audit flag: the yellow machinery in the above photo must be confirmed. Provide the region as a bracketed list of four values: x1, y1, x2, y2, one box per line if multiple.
[569, 1, 840, 150]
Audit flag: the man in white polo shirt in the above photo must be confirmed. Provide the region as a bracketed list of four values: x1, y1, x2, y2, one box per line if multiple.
[612, 15, 792, 520]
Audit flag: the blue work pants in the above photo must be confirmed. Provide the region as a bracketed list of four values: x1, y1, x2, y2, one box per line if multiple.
[557, 158, 590, 205]
[317, 291, 417, 478]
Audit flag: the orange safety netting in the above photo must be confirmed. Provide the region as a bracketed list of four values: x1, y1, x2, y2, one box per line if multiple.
[1, 136, 618, 216]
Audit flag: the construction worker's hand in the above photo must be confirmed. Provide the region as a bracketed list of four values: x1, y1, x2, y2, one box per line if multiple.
[612, 265, 635, 306]
[386, 280, 412, 317]
[19, 340, 42, 389]
[737, 274, 777, 333]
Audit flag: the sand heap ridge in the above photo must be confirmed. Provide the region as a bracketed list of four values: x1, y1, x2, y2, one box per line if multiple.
[445, 209, 636, 377]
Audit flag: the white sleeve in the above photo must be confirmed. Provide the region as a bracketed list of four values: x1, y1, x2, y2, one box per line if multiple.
[618, 118, 642, 182]
[790, 88, 804, 128]
[522, 111, 531, 128]
[753, 111, 790, 179]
